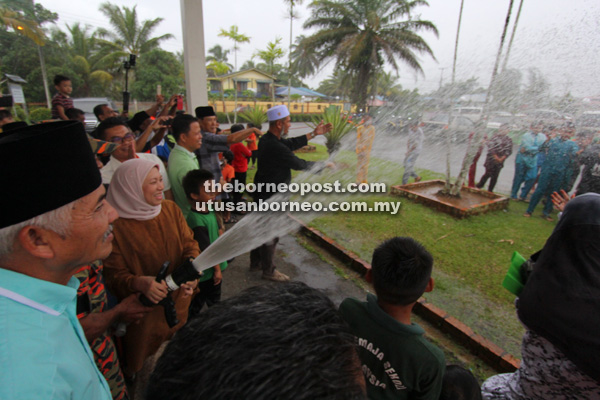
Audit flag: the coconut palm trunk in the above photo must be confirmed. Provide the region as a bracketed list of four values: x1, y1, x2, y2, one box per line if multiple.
[448, 0, 515, 196]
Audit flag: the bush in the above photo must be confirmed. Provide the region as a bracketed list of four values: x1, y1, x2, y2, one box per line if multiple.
[29, 107, 52, 122]
[216, 112, 235, 123]
[13, 105, 29, 123]
[290, 113, 320, 122]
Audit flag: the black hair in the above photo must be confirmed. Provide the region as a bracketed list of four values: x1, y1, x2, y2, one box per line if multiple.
[53, 74, 70, 86]
[0, 109, 12, 120]
[171, 114, 198, 142]
[439, 365, 482, 400]
[93, 104, 109, 119]
[65, 108, 84, 120]
[230, 123, 244, 133]
[182, 169, 214, 201]
[222, 150, 234, 163]
[371, 237, 433, 305]
[247, 122, 262, 130]
[94, 116, 130, 140]
[146, 282, 365, 400]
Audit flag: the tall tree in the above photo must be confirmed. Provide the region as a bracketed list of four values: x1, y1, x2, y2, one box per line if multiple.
[299, 0, 438, 110]
[132, 49, 184, 100]
[59, 23, 113, 97]
[206, 44, 231, 66]
[218, 25, 250, 71]
[290, 34, 320, 78]
[96, 3, 174, 58]
[254, 37, 285, 101]
[284, 0, 303, 108]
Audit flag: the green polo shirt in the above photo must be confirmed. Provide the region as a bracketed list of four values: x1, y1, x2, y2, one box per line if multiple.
[167, 144, 199, 218]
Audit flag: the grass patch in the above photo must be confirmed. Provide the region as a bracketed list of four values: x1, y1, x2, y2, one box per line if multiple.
[242, 137, 556, 359]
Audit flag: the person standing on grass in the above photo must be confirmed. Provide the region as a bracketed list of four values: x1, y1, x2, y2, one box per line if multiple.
[510, 122, 546, 200]
[402, 120, 424, 185]
[476, 124, 513, 193]
[524, 124, 578, 221]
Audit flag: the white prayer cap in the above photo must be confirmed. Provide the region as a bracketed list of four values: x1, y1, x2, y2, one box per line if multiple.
[266, 105, 290, 122]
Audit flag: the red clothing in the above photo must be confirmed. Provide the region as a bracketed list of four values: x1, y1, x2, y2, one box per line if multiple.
[222, 163, 235, 183]
[51, 92, 73, 119]
[230, 142, 252, 173]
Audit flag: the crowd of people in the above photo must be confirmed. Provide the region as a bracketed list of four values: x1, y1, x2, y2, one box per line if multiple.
[0, 73, 599, 400]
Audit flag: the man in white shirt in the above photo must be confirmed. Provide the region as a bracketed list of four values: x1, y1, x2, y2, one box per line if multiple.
[95, 117, 174, 201]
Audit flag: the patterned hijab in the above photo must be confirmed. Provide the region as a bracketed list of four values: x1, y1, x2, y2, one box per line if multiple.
[107, 158, 161, 221]
[518, 193, 600, 382]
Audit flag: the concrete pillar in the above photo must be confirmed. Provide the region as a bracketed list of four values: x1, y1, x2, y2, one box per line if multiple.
[180, 0, 208, 112]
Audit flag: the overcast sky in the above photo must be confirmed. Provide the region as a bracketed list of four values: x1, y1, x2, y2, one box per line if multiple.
[37, 0, 600, 97]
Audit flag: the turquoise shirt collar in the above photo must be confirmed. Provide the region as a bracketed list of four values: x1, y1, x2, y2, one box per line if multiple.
[0, 268, 78, 315]
[366, 293, 425, 335]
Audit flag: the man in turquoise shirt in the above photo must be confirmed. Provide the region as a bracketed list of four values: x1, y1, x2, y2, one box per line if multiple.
[0, 121, 117, 399]
[511, 122, 547, 200]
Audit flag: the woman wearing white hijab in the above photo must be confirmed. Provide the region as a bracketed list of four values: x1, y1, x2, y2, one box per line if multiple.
[103, 158, 199, 377]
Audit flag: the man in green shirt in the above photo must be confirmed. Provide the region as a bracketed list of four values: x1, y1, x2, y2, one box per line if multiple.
[339, 237, 445, 400]
[167, 114, 203, 218]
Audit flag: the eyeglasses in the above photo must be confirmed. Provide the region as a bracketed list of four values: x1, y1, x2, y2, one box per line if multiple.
[109, 133, 135, 144]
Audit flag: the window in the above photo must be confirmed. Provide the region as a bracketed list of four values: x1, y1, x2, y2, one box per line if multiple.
[236, 81, 248, 92]
[210, 81, 222, 92]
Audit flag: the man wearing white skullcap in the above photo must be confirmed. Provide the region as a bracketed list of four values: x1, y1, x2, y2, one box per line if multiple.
[251, 105, 333, 281]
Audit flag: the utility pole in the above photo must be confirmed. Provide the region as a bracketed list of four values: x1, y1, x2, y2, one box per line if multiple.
[439, 67, 446, 90]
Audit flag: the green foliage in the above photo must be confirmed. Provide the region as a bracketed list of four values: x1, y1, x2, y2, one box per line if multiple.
[131, 49, 184, 100]
[29, 107, 51, 122]
[299, 0, 438, 110]
[290, 113, 320, 122]
[239, 105, 267, 126]
[12, 104, 28, 122]
[309, 105, 354, 154]
[216, 112, 235, 123]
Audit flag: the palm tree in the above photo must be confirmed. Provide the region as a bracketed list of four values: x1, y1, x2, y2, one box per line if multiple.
[299, 0, 437, 111]
[206, 44, 232, 67]
[63, 23, 113, 97]
[284, 0, 304, 108]
[218, 25, 250, 71]
[218, 25, 250, 123]
[0, 7, 44, 45]
[96, 3, 174, 58]
[290, 34, 320, 79]
[254, 37, 285, 101]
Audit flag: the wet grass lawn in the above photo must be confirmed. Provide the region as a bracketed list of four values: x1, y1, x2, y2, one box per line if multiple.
[246, 142, 555, 358]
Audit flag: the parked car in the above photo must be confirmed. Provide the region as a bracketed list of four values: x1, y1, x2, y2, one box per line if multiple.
[422, 113, 475, 142]
[523, 109, 567, 127]
[486, 111, 519, 130]
[452, 106, 483, 122]
[576, 111, 600, 134]
[72, 97, 117, 133]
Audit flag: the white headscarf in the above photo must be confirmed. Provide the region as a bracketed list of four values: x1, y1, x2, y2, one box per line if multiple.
[107, 158, 161, 221]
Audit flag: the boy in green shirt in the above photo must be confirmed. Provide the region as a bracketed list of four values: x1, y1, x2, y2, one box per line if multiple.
[182, 169, 227, 318]
[339, 237, 445, 400]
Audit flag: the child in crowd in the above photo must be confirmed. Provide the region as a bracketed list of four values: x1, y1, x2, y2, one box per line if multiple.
[245, 122, 260, 169]
[339, 236, 445, 400]
[229, 124, 252, 207]
[182, 169, 227, 318]
[51, 74, 73, 120]
[440, 365, 482, 400]
[221, 150, 235, 185]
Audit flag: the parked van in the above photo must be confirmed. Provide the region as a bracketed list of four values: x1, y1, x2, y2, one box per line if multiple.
[72, 97, 117, 133]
